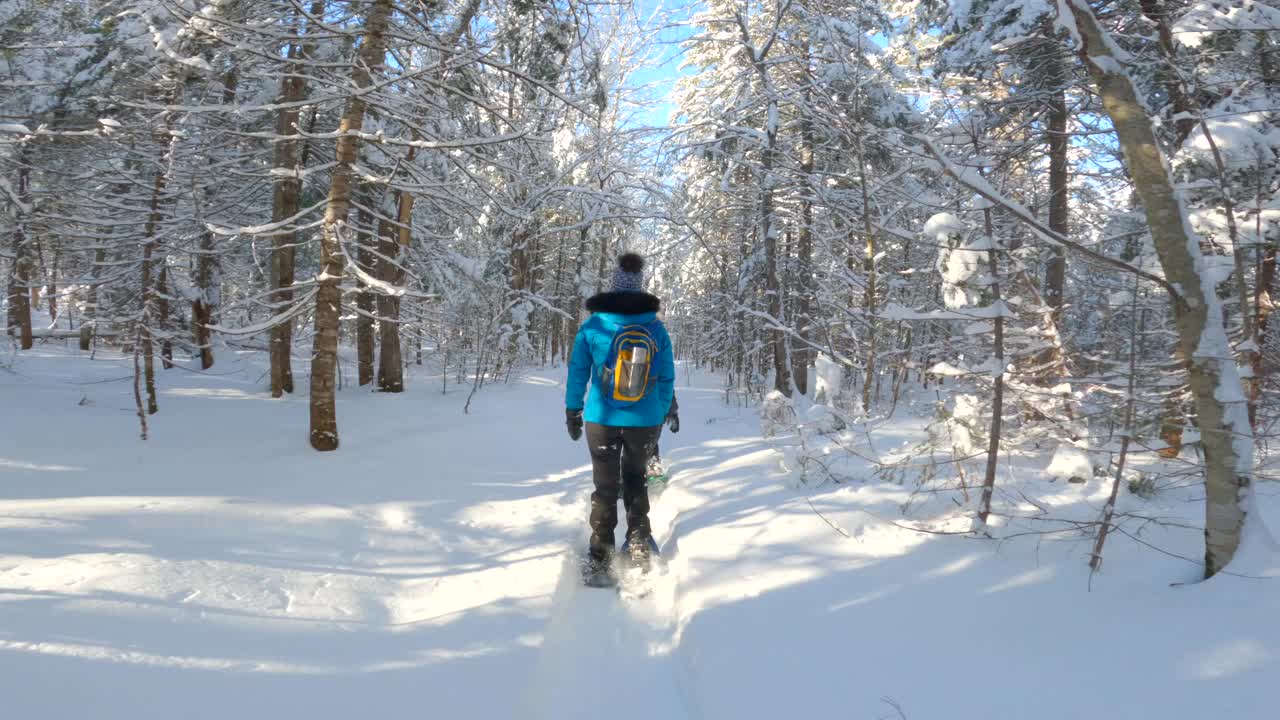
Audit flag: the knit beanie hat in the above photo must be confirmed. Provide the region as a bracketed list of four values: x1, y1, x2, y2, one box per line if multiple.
[610, 252, 645, 293]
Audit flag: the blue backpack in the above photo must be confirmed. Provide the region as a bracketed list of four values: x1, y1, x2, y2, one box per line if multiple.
[600, 322, 659, 408]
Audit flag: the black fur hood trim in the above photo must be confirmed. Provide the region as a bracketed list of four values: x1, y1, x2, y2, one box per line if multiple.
[585, 291, 661, 315]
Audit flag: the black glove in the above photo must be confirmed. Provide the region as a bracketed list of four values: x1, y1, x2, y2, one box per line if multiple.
[566, 408, 583, 441]
[666, 409, 680, 434]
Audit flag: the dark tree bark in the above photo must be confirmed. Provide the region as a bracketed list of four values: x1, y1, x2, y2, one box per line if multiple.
[7, 147, 33, 350]
[270, 0, 324, 398]
[192, 230, 216, 369]
[140, 155, 167, 415]
[376, 218, 405, 393]
[80, 246, 106, 351]
[1044, 84, 1069, 326]
[856, 132, 878, 412]
[356, 204, 377, 387]
[377, 139, 417, 393]
[977, 189, 1004, 527]
[792, 70, 814, 397]
[156, 263, 173, 369]
[734, 9, 790, 396]
[46, 244, 59, 325]
[1250, 33, 1279, 423]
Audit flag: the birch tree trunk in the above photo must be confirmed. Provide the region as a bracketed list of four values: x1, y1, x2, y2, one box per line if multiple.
[1064, 0, 1253, 577]
[310, 0, 394, 451]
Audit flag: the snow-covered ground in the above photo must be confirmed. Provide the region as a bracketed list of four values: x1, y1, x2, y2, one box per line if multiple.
[1, 345, 1277, 719]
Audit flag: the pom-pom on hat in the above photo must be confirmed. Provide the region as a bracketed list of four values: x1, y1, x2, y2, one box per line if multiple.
[611, 252, 645, 293]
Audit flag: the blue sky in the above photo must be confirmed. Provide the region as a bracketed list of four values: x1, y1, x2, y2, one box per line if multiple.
[625, 0, 696, 128]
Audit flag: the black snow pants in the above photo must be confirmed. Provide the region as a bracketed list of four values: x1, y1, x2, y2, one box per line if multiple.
[585, 422, 662, 558]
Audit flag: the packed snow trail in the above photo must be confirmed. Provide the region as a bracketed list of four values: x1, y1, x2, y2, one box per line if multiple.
[523, 460, 696, 720]
[2, 347, 1278, 719]
[524, 555, 689, 720]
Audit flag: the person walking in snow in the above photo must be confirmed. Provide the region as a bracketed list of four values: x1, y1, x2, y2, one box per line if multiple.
[565, 252, 675, 580]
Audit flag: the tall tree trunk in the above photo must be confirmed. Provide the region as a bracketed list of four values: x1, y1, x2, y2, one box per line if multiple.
[46, 244, 59, 325]
[977, 192, 1004, 527]
[29, 236, 43, 313]
[732, 9, 790, 396]
[761, 82, 789, 394]
[355, 204, 377, 387]
[1255, 33, 1279, 415]
[270, 0, 324, 398]
[1028, 27, 1071, 386]
[310, 0, 394, 451]
[140, 155, 168, 415]
[792, 74, 814, 397]
[136, 109, 179, 414]
[376, 220, 404, 392]
[550, 226, 569, 365]
[7, 147, 33, 350]
[764, 173, 789, 396]
[1044, 84, 1068, 324]
[81, 246, 106, 351]
[1066, 0, 1253, 577]
[156, 263, 173, 369]
[192, 230, 216, 369]
[856, 133, 878, 413]
[794, 195, 812, 397]
[377, 143, 416, 393]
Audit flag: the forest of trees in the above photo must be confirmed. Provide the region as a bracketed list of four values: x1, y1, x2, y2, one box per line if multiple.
[2, 0, 1276, 577]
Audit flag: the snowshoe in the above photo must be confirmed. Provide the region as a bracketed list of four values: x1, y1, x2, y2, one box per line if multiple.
[619, 535, 660, 572]
[645, 457, 669, 496]
[616, 536, 661, 599]
[581, 550, 616, 588]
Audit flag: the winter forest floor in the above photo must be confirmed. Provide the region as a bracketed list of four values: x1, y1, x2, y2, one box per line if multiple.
[1, 345, 1279, 719]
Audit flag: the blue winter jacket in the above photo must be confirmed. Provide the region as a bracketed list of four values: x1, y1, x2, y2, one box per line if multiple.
[565, 291, 675, 428]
